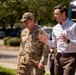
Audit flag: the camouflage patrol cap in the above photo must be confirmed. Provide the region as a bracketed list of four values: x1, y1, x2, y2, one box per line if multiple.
[20, 12, 34, 22]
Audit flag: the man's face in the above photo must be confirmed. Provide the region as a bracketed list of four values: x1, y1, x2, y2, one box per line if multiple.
[24, 19, 34, 30]
[54, 9, 63, 23]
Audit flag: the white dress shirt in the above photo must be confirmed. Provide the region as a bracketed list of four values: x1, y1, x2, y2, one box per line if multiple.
[46, 19, 76, 53]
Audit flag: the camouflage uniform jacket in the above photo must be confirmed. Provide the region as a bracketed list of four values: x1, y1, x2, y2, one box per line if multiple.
[18, 25, 49, 65]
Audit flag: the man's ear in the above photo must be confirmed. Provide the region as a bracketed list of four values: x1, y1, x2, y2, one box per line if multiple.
[62, 12, 65, 16]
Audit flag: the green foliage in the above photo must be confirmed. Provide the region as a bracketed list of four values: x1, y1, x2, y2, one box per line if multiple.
[3, 36, 11, 45]
[7, 37, 20, 46]
[0, 66, 16, 75]
[26, 0, 54, 25]
[44, 73, 50, 75]
[0, 0, 71, 27]
[0, 0, 28, 28]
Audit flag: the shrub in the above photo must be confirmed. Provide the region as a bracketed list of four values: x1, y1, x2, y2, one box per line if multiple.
[0, 66, 16, 75]
[3, 37, 11, 45]
[7, 37, 20, 46]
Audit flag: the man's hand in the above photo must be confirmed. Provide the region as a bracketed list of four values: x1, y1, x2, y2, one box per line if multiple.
[38, 34, 48, 43]
[38, 62, 44, 69]
[59, 33, 68, 43]
[50, 48, 55, 53]
[17, 61, 20, 67]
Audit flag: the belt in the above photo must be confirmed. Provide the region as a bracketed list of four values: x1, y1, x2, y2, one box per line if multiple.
[57, 52, 76, 57]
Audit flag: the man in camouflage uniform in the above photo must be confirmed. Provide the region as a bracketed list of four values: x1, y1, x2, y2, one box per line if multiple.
[17, 12, 49, 75]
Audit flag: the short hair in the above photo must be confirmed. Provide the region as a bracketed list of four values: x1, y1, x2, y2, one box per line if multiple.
[54, 5, 68, 17]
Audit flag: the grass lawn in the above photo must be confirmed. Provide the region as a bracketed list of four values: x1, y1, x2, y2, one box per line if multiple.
[0, 66, 50, 75]
[45, 73, 50, 75]
[0, 66, 16, 75]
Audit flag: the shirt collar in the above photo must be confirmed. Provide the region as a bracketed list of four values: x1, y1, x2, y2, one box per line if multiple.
[59, 19, 69, 26]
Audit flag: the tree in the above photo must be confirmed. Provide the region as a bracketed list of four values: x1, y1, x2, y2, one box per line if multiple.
[25, 0, 71, 26]
[0, 0, 71, 28]
[0, 0, 28, 28]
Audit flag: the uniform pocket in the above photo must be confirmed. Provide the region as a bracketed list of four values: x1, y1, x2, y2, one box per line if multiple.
[20, 56, 25, 63]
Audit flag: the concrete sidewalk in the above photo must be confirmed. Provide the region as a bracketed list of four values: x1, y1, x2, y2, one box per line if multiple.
[0, 39, 50, 73]
[0, 61, 50, 73]
[0, 62, 17, 69]
[0, 48, 50, 73]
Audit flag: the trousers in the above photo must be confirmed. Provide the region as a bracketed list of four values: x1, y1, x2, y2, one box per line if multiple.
[54, 52, 76, 75]
[17, 63, 44, 75]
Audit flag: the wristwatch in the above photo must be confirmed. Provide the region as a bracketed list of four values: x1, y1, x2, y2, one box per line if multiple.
[67, 39, 70, 44]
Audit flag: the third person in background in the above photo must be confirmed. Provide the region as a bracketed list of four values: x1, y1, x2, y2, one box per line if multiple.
[49, 47, 56, 75]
